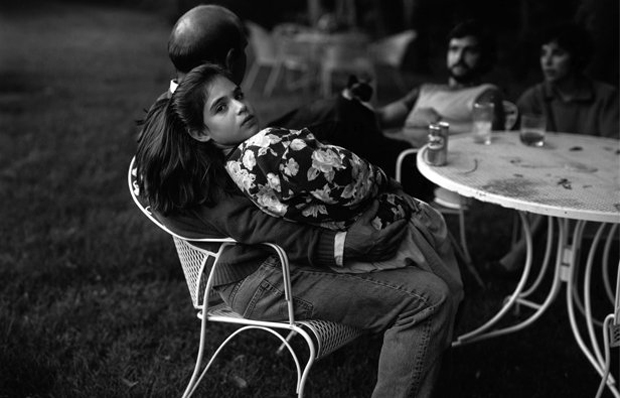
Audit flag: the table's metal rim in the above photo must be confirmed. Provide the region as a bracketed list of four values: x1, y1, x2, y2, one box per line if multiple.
[415, 133, 620, 223]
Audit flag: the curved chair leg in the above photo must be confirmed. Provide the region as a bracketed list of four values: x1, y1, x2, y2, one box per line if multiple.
[182, 312, 211, 398]
[184, 324, 315, 398]
[293, 328, 318, 398]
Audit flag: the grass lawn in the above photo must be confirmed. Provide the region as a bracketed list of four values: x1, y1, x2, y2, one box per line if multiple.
[0, 1, 617, 397]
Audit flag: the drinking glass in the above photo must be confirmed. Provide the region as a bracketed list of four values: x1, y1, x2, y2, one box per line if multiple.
[472, 102, 494, 145]
[520, 114, 546, 147]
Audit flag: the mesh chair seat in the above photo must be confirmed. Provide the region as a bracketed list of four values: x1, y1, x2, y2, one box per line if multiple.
[368, 30, 417, 94]
[207, 302, 364, 361]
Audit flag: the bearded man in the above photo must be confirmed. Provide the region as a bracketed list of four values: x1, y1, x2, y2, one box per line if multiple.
[377, 20, 505, 147]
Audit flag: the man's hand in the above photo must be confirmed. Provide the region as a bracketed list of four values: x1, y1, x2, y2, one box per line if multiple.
[344, 200, 408, 262]
[401, 107, 441, 147]
[386, 178, 419, 212]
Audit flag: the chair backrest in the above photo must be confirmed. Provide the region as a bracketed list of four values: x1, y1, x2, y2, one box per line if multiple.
[321, 32, 373, 72]
[369, 30, 417, 68]
[245, 21, 278, 65]
[502, 100, 519, 130]
[323, 41, 370, 65]
[127, 157, 235, 309]
[271, 24, 316, 69]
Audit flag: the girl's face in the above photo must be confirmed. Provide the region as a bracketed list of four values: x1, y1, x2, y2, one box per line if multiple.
[201, 75, 259, 145]
[540, 41, 573, 84]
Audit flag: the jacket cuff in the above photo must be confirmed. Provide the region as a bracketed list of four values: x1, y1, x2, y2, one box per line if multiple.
[334, 231, 346, 266]
[314, 230, 338, 268]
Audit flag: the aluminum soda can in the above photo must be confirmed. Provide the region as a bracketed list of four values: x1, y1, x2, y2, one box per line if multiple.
[426, 121, 449, 166]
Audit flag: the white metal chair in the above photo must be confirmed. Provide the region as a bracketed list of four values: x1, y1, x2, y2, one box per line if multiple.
[368, 30, 417, 92]
[244, 21, 278, 96]
[596, 266, 620, 397]
[245, 21, 312, 97]
[597, 288, 620, 398]
[127, 157, 364, 397]
[395, 148, 484, 289]
[587, 224, 620, 398]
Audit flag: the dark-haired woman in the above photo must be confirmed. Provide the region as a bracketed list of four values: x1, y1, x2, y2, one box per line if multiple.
[517, 22, 619, 138]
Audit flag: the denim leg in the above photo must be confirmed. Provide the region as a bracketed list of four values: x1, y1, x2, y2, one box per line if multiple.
[217, 258, 457, 398]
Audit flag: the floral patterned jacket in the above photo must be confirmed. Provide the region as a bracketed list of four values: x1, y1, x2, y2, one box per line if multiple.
[225, 127, 410, 231]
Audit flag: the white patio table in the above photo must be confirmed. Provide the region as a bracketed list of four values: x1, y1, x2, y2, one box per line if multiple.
[416, 131, 620, 396]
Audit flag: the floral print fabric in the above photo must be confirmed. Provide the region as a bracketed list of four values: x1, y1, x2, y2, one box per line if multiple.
[225, 127, 410, 231]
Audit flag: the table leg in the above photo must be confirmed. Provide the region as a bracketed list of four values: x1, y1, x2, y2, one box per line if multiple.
[519, 215, 555, 300]
[603, 225, 619, 304]
[453, 213, 563, 346]
[454, 215, 620, 396]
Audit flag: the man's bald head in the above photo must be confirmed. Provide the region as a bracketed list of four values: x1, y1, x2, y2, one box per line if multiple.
[168, 5, 247, 83]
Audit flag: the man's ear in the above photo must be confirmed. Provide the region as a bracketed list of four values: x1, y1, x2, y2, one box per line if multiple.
[225, 48, 237, 71]
[188, 128, 211, 142]
[225, 48, 245, 85]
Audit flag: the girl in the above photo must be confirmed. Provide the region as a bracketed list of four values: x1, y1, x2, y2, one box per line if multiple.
[139, 62, 461, 286]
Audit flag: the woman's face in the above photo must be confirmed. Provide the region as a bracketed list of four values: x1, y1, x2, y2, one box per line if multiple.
[540, 41, 573, 84]
[200, 75, 259, 145]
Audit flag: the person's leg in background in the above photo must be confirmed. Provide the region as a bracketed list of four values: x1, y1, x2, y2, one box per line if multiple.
[497, 214, 546, 274]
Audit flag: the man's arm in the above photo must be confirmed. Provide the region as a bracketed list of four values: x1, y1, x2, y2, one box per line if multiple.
[343, 200, 408, 262]
[397, 107, 442, 147]
[376, 87, 420, 129]
[184, 193, 406, 268]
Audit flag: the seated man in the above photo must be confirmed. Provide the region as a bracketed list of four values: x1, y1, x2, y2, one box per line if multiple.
[376, 19, 505, 147]
[150, 5, 410, 277]
[371, 20, 505, 202]
[138, 13, 463, 392]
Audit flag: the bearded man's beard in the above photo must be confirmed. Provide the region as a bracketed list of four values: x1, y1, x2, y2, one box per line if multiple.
[449, 64, 481, 84]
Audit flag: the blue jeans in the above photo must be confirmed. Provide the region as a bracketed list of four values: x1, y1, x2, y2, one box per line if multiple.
[216, 256, 460, 397]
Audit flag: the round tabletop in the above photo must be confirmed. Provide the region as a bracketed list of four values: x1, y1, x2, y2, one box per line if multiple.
[416, 132, 620, 223]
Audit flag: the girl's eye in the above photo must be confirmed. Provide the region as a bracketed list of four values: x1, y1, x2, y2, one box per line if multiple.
[216, 104, 227, 113]
[235, 91, 245, 100]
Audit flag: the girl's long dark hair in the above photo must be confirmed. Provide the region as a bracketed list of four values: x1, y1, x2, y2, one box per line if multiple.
[135, 63, 236, 215]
